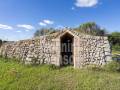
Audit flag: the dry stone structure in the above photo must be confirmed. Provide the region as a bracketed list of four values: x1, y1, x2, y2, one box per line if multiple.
[0, 30, 112, 68]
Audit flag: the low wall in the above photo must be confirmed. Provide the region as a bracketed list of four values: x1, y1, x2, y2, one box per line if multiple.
[0, 30, 112, 68]
[0, 36, 59, 65]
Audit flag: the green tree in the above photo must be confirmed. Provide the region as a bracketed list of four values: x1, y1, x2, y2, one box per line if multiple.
[108, 32, 120, 45]
[108, 32, 120, 51]
[75, 22, 106, 36]
[34, 28, 57, 37]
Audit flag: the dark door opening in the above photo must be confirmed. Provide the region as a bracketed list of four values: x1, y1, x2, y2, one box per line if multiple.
[60, 33, 74, 66]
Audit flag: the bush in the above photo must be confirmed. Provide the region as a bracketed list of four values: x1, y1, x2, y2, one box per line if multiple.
[75, 22, 106, 36]
[85, 64, 103, 71]
[104, 61, 120, 72]
[48, 64, 60, 70]
[112, 45, 120, 51]
[34, 28, 57, 37]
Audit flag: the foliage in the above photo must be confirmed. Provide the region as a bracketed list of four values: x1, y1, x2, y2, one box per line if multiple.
[34, 28, 57, 37]
[108, 32, 120, 45]
[112, 45, 120, 51]
[85, 64, 103, 71]
[108, 32, 120, 51]
[34, 22, 107, 37]
[75, 22, 106, 36]
[104, 61, 120, 72]
[48, 64, 60, 70]
[0, 58, 120, 90]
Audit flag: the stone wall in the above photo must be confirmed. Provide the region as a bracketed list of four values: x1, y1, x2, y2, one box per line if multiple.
[0, 36, 59, 65]
[0, 30, 112, 68]
[75, 35, 111, 68]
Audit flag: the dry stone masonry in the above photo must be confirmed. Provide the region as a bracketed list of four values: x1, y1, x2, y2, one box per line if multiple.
[0, 30, 112, 68]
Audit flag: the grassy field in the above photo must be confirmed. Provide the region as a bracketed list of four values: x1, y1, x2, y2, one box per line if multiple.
[0, 58, 120, 90]
[112, 50, 120, 55]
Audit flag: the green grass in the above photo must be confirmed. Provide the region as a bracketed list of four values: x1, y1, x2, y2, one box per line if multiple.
[0, 58, 120, 90]
[112, 50, 120, 55]
[112, 46, 120, 55]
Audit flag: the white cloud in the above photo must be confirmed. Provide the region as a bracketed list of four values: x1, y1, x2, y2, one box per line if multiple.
[75, 0, 98, 7]
[0, 24, 13, 30]
[39, 19, 54, 26]
[39, 22, 47, 26]
[17, 24, 34, 30]
[43, 19, 54, 25]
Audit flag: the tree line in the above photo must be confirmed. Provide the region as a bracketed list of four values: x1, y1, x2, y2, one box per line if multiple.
[0, 22, 119, 51]
[34, 22, 120, 51]
[34, 22, 106, 37]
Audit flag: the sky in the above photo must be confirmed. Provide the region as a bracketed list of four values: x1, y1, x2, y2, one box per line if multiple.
[0, 0, 120, 41]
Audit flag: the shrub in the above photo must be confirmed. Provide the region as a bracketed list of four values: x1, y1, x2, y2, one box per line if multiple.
[85, 64, 103, 71]
[104, 61, 120, 72]
[48, 64, 60, 70]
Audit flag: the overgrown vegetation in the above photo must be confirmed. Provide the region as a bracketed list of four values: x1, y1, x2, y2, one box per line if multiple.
[74, 22, 106, 36]
[108, 32, 120, 52]
[0, 57, 120, 90]
[34, 28, 57, 37]
[0, 22, 120, 90]
[33, 22, 120, 54]
[104, 61, 120, 72]
[34, 22, 106, 37]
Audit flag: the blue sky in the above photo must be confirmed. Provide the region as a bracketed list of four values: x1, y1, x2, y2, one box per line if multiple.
[0, 0, 120, 41]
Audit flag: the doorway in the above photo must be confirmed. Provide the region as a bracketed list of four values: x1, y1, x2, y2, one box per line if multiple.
[60, 33, 74, 66]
